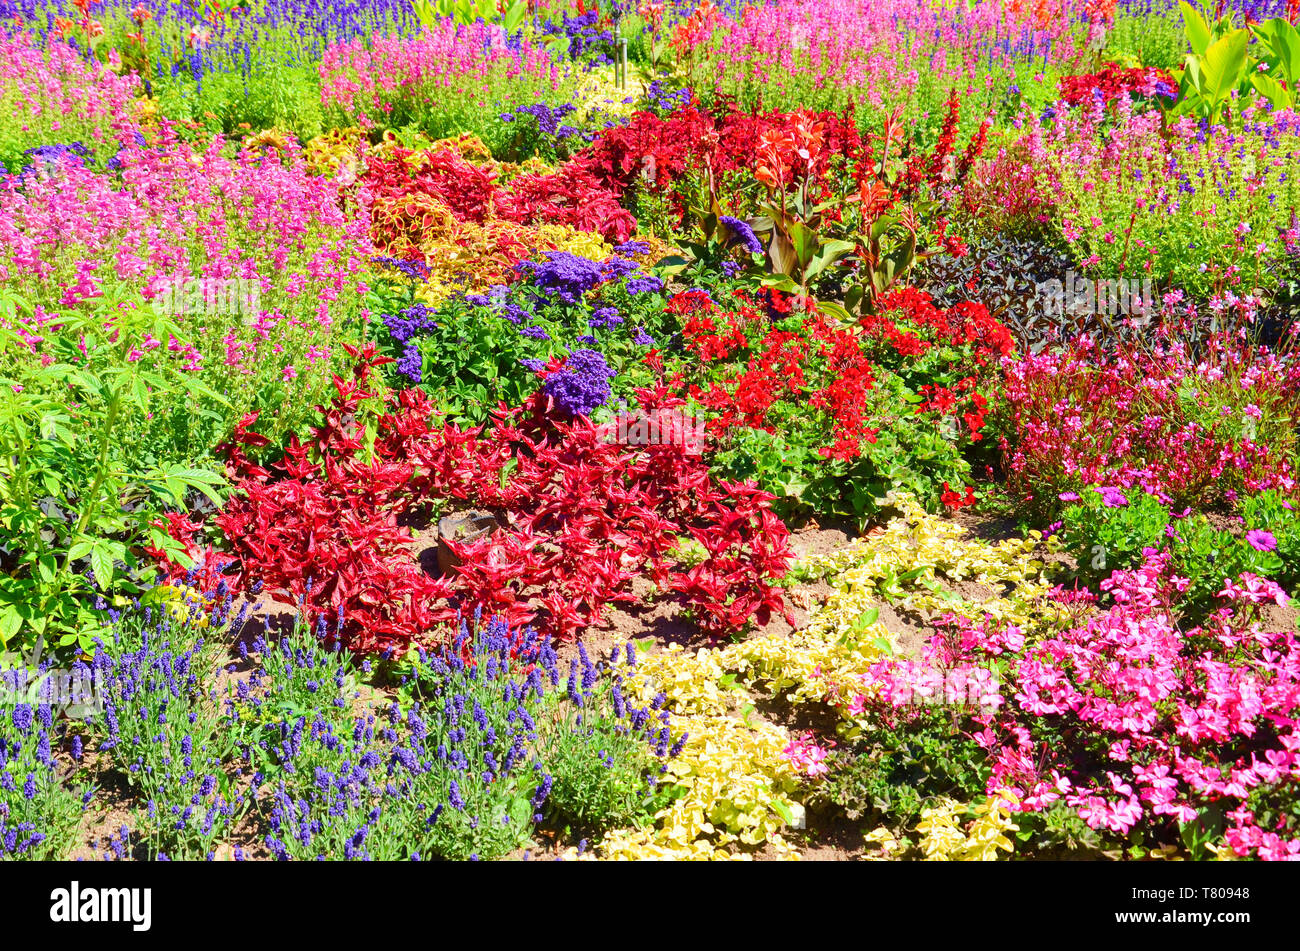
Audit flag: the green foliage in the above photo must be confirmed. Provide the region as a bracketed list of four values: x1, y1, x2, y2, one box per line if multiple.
[1107, 9, 1193, 70]
[815, 707, 990, 830]
[1170, 3, 1297, 119]
[0, 290, 227, 658]
[155, 64, 325, 143]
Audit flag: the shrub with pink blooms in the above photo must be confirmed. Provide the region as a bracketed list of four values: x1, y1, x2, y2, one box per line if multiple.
[855, 551, 1300, 860]
[0, 124, 373, 455]
[320, 22, 578, 157]
[997, 327, 1300, 517]
[0, 29, 143, 173]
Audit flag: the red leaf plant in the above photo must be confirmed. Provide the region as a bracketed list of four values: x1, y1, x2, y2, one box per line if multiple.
[153, 349, 794, 655]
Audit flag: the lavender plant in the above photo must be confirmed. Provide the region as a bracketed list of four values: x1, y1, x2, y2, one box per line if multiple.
[535, 641, 683, 834]
[247, 612, 555, 860]
[385, 614, 555, 860]
[93, 595, 247, 860]
[0, 695, 92, 860]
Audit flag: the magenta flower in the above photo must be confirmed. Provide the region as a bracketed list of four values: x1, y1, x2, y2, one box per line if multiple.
[1094, 487, 1129, 508]
[1246, 530, 1278, 553]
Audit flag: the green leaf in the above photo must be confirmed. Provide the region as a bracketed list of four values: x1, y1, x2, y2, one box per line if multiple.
[90, 543, 115, 590]
[1204, 29, 1250, 108]
[0, 607, 22, 643]
[1181, 0, 1212, 56]
[815, 300, 853, 323]
[789, 221, 818, 270]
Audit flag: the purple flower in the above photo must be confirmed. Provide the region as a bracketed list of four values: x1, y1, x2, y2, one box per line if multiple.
[396, 343, 422, 384]
[1247, 529, 1278, 552]
[1094, 487, 1129, 508]
[1058, 491, 1080, 502]
[517, 251, 606, 303]
[11, 705, 32, 732]
[383, 303, 436, 343]
[542, 349, 613, 417]
[720, 216, 764, 255]
[625, 276, 664, 295]
[589, 306, 622, 329]
[600, 256, 640, 281]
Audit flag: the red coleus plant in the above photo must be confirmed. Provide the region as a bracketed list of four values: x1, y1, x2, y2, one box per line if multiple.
[363, 141, 637, 251]
[153, 349, 793, 654]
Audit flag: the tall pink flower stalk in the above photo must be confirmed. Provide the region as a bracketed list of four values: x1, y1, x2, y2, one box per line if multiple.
[696, 0, 1084, 112]
[0, 121, 373, 445]
[320, 22, 567, 128]
[0, 29, 142, 163]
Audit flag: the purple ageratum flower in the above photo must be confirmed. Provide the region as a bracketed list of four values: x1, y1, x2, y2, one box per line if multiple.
[1094, 487, 1129, 508]
[719, 215, 764, 256]
[589, 306, 622, 329]
[519, 358, 547, 373]
[613, 240, 650, 256]
[517, 251, 606, 304]
[600, 256, 641, 282]
[383, 303, 436, 344]
[632, 328, 654, 346]
[396, 343, 422, 384]
[542, 349, 613, 418]
[519, 326, 551, 341]
[1247, 529, 1278, 552]
[625, 276, 664, 295]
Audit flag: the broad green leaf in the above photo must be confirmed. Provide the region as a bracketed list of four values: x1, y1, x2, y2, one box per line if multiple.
[1204, 29, 1250, 108]
[1181, 0, 1212, 56]
[90, 542, 115, 590]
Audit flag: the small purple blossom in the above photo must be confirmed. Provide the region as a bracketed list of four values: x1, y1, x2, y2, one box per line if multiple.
[542, 349, 613, 417]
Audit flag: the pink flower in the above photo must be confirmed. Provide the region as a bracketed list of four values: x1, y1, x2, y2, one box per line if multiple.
[783, 733, 832, 778]
[1246, 530, 1277, 553]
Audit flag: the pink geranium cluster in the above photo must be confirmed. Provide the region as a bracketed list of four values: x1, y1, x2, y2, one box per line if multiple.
[320, 21, 564, 127]
[854, 551, 1300, 860]
[1000, 330, 1300, 512]
[783, 733, 832, 778]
